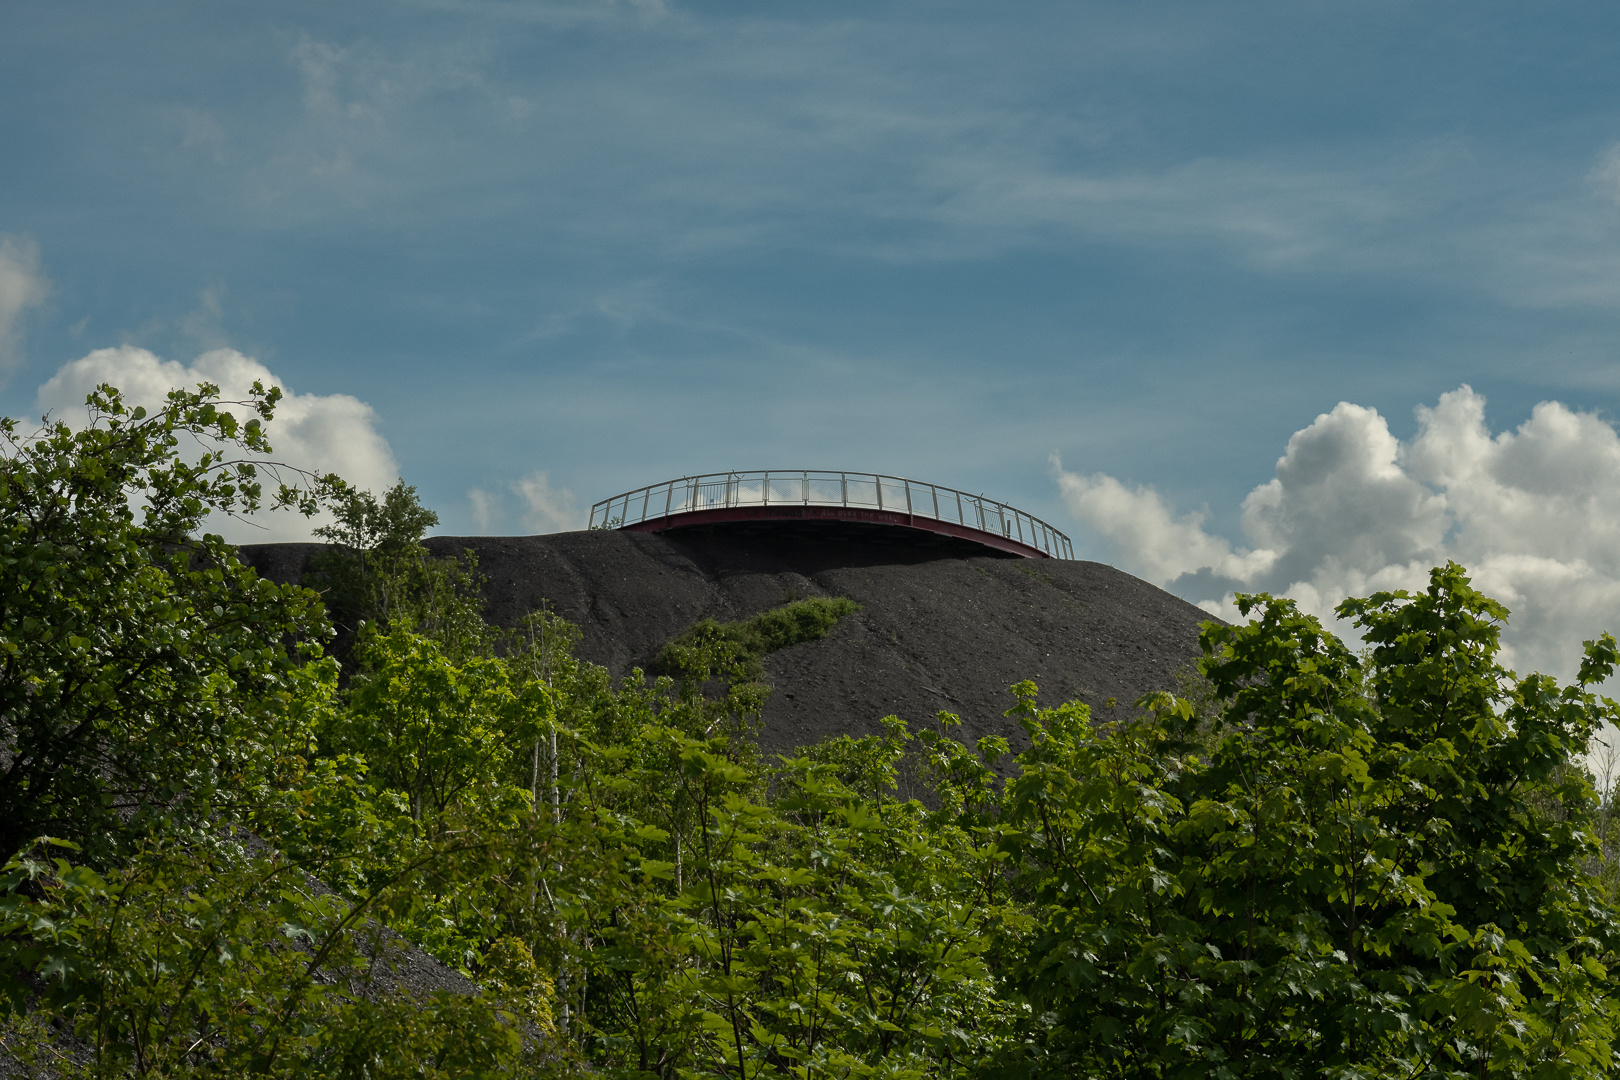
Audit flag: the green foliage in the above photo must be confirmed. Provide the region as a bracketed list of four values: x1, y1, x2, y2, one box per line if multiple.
[654, 596, 860, 683]
[993, 563, 1620, 1078]
[257, 626, 556, 974]
[314, 479, 441, 557]
[305, 480, 492, 666]
[293, 605, 1002, 1077]
[0, 835, 525, 1078]
[800, 714, 917, 801]
[0, 383, 545, 1077]
[9, 379, 1620, 1079]
[547, 715, 1010, 1080]
[0, 382, 338, 864]
[327, 628, 523, 820]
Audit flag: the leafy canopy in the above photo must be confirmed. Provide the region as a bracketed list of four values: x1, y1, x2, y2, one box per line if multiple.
[0, 381, 339, 863]
[994, 563, 1620, 1078]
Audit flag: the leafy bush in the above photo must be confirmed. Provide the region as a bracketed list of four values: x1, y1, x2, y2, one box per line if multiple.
[0, 836, 525, 1079]
[303, 480, 493, 670]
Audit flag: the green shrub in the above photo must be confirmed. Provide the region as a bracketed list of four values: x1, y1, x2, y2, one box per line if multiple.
[653, 596, 859, 681]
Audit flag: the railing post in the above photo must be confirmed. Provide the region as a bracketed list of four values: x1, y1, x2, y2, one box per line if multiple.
[904, 480, 912, 518]
[930, 485, 939, 520]
[841, 473, 847, 506]
[875, 475, 883, 510]
[763, 471, 769, 506]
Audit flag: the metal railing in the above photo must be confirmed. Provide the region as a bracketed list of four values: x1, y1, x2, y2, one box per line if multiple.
[589, 470, 1073, 559]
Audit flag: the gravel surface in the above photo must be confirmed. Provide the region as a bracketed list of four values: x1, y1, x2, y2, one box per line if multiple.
[240, 522, 1218, 758]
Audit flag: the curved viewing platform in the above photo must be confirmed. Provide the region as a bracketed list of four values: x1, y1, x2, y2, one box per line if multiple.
[589, 470, 1073, 560]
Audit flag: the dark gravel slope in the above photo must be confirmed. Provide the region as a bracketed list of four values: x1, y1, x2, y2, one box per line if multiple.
[238, 524, 1215, 756]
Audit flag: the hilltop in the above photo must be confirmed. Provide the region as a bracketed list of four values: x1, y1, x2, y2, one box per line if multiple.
[239, 523, 1214, 756]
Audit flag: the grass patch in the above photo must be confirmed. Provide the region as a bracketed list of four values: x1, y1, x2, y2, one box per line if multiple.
[654, 596, 861, 680]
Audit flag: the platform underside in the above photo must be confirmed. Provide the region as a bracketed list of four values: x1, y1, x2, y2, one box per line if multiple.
[620, 504, 1052, 559]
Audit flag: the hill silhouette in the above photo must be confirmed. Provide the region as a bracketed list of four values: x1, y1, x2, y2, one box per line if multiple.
[238, 523, 1215, 757]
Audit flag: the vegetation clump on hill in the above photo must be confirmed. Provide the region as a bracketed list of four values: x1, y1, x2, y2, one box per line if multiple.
[4, 380, 1620, 1078]
[653, 595, 861, 681]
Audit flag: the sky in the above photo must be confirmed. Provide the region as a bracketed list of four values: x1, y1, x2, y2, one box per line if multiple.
[7, 0, 1620, 679]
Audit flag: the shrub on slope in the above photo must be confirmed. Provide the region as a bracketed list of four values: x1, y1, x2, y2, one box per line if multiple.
[652, 596, 860, 682]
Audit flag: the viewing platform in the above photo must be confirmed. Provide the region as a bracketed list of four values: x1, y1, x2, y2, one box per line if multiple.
[589, 470, 1073, 560]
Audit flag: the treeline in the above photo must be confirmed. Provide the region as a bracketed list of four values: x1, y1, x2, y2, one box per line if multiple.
[4, 384, 1620, 1078]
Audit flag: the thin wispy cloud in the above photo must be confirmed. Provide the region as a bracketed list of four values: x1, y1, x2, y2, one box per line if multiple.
[179, 11, 1620, 320]
[0, 236, 50, 386]
[10, 2, 1620, 536]
[467, 472, 583, 535]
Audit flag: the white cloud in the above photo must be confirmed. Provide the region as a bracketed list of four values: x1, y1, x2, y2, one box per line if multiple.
[143, 6, 1620, 317]
[513, 470, 583, 533]
[1050, 461, 1274, 586]
[467, 487, 504, 533]
[0, 236, 51, 384]
[1590, 143, 1620, 206]
[35, 346, 398, 543]
[464, 472, 584, 535]
[1057, 386, 1620, 682]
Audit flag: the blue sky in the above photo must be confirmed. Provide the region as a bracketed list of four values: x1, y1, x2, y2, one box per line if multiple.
[7, 0, 1620, 633]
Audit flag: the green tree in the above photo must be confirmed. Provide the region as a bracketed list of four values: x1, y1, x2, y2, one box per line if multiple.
[305, 481, 491, 666]
[0, 383, 553, 1078]
[0, 382, 337, 863]
[328, 628, 522, 822]
[550, 715, 1008, 1080]
[994, 563, 1620, 1078]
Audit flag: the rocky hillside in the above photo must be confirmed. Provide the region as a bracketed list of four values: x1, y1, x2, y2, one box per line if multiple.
[238, 523, 1216, 758]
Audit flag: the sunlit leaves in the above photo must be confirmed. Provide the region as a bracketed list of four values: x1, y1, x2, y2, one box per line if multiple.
[0, 382, 339, 863]
[996, 564, 1620, 1077]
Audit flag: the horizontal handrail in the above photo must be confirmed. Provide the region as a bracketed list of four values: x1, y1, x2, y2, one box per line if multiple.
[589, 470, 1073, 560]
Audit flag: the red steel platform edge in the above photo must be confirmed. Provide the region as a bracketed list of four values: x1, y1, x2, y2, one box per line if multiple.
[588, 470, 1073, 560]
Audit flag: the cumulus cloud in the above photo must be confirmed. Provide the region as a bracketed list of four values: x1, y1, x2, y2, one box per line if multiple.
[1051, 468, 1276, 586]
[35, 346, 398, 543]
[0, 236, 51, 383]
[466, 471, 584, 535]
[1057, 386, 1620, 682]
